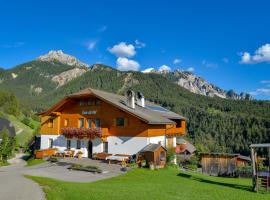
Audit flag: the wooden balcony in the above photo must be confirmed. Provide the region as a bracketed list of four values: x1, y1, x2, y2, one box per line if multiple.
[165, 127, 186, 137]
[61, 127, 109, 140]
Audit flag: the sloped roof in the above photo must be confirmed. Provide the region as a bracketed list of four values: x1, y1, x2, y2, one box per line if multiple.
[200, 152, 251, 162]
[43, 88, 185, 125]
[140, 143, 166, 152]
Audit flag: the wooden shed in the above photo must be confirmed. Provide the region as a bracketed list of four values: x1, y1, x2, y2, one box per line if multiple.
[200, 153, 251, 176]
[140, 143, 167, 168]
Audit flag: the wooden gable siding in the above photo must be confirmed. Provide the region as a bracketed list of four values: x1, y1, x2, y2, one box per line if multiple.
[40, 96, 185, 137]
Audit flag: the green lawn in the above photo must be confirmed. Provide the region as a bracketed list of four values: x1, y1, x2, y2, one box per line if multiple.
[26, 158, 46, 167]
[27, 167, 269, 200]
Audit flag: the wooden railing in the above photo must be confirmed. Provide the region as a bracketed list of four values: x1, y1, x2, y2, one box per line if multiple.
[165, 127, 186, 137]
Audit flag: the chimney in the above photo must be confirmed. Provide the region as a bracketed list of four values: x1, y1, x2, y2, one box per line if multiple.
[137, 92, 145, 107]
[126, 90, 135, 109]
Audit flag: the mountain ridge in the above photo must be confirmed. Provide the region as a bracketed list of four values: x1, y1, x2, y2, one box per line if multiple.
[0, 50, 252, 100]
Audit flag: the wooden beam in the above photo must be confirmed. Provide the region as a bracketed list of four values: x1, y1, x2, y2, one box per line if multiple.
[251, 148, 257, 192]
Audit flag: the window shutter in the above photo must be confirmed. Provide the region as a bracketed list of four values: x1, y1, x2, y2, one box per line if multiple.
[124, 118, 128, 127]
[113, 118, 117, 126]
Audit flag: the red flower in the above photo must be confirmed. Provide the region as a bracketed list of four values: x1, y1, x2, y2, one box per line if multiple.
[61, 127, 102, 139]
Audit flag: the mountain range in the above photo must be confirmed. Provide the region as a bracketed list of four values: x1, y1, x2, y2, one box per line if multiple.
[0, 50, 269, 154]
[0, 50, 251, 104]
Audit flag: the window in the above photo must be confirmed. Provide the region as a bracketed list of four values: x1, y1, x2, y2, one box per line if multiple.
[79, 100, 84, 106]
[88, 119, 92, 128]
[95, 118, 101, 128]
[49, 138, 53, 149]
[103, 142, 108, 153]
[88, 99, 94, 106]
[67, 140, 71, 150]
[79, 118, 84, 128]
[76, 140, 81, 149]
[116, 118, 125, 126]
[64, 119, 69, 127]
[95, 99, 101, 106]
[48, 119, 53, 128]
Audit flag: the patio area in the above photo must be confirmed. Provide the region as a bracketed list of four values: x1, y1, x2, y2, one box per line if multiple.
[23, 157, 128, 183]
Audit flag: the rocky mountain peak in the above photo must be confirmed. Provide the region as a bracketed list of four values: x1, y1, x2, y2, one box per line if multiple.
[38, 50, 89, 68]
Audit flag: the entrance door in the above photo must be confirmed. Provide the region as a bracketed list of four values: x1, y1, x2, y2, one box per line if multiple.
[88, 141, 93, 158]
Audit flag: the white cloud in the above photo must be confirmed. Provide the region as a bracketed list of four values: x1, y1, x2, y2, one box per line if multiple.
[202, 60, 218, 68]
[173, 58, 182, 64]
[240, 52, 251, 63]
[222, 57, 229, 63]
[116, 57, 140, 71]
[186, 67, 195, 72]
[261, 80, 270, 84]
[98, 25, 107, 32]
[240, 44, 270, 64]
[135, 40, 146, 48]
[108, 42, 136, 58]
[249, 88, 270, 96]
[1, 41, 26, 48]
[87, 41, 97, 51]
[158, 65, 171, 72]
[142, 67, 155, 73]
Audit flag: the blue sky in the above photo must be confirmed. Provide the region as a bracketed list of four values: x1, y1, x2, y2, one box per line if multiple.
[0, 0, 270, 99]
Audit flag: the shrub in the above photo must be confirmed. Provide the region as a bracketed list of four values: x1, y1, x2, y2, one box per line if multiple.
[0, 128, 15, 162]
[69, 164, 102, 173]
[48, 156, 59, 163]
[166, 148, 176, 163]
[235, 165, 252, 178]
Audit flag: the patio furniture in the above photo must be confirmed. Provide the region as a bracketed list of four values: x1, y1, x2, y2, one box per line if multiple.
[94, 153, 112, 160]
[64, 150, 72, 157]
[106, 155, 130, 165]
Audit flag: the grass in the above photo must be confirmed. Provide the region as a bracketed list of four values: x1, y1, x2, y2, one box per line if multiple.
[26, 158, 46, 167]
[27, 167, 270, 200]
[0, 161, 9, 167]
[7, 114, 39, 147]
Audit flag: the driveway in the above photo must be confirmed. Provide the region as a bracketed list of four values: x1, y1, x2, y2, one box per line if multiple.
[0, 154, 45, 200]
[22, 158, 125, 183]
[0, 155, 125, 200]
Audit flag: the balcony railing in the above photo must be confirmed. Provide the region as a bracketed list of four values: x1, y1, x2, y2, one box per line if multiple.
[165, 127, 186, 137]
[61, 127, 109, 140]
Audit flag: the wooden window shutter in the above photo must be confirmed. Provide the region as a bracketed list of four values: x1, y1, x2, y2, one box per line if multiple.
[113, 118, 117, 126]
[124, 118, 128, 127]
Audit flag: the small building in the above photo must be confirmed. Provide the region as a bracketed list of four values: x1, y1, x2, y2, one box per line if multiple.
[175, 138, 196, 155]
[139, 143, 167, 167]
[0, 118, 16, 138]
[200, 153, 251, 176]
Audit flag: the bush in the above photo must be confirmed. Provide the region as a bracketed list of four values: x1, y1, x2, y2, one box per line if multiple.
[69, 164, 102, 173]
[48, 156, 59, 163]
[235, 165, 252, 178]
[186, 164, 197, 171]
[166, 148, 176, 163]
[0, 128, 15, 162]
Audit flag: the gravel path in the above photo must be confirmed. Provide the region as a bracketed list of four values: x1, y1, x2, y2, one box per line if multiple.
[0, 154, 45, 200]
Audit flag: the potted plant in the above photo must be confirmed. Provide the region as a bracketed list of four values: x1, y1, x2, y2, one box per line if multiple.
[77, 151, 83, 159]
[141, 160, 146, 167]
[149, 161, 155, 170]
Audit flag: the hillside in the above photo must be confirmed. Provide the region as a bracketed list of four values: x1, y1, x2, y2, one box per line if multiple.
[0, 91, 39, 147]
[0, 52, 269, 155]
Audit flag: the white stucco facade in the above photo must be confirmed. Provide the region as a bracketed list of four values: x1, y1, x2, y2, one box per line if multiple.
[40, 134, 176, 157]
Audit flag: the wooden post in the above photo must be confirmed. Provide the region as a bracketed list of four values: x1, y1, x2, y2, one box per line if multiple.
[251, 148, 257, 192]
